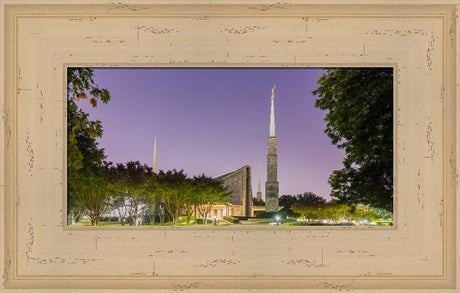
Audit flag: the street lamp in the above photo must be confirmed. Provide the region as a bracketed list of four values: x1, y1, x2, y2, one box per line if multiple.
[275, 215, 281, 226]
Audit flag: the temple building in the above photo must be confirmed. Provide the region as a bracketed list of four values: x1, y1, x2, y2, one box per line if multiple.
[213, 165, 253, 217]
[148, 86, 279, 221]
[212, 166, 265, 218]
[214, 85, 280, 216]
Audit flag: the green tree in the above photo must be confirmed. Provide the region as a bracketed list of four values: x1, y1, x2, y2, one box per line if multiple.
[252, 197, 265, 206]
[111, 194, 129, 225]
[280, 192, 327, 209]
[109, 161, 155, 226]
[182, 188, 197, 225]
[193, 174, 230, 225]
[296, 192, 327, 206]
[322, 203, 351, 222]
[313, 68, 393, 210]
[72, 162, 112, 226]
[370, 207, 393, 222]
[155, 169, 192, 226]
[350, 203, 378, 223]
[291, 203, 320, 221]
[67, 68, 111, 224]
[279, 195, 298, 209]
[280, 192, 327, 218]
[67, 68, 110, 173]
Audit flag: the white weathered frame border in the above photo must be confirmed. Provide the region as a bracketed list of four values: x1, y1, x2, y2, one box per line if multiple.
[0, 1, 459, 292]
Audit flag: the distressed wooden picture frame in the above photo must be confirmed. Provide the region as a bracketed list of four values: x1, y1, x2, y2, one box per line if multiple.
[0, 1, 458, 291]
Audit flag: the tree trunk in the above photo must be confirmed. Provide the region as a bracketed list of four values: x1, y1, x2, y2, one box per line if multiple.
[67, 214, 73, 226]
[194, 206, 197, 225]
[91, 215, 99, 226]
[173, 210, 179, 226]
[129, 216, 136, 226]
[74, 213, 81, 224]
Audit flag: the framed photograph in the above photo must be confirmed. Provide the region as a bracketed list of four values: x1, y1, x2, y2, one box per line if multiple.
[1, 1, 458, 291]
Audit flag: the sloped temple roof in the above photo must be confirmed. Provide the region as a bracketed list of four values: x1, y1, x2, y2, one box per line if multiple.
[212, 165, 251, 181]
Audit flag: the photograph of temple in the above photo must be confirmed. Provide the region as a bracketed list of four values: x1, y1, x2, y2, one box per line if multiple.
[67, 67, 393, 227]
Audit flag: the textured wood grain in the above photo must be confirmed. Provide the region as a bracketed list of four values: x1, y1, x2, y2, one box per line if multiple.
[0, 1, 459, 292]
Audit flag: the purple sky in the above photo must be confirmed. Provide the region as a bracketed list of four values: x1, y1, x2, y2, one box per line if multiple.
[78, 68, 345, 200]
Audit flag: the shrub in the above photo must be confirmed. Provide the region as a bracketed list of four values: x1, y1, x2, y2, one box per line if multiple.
[255, 211, 286, 219]
[376, 221, 393, 226]
[223, 216, 239, 223]
[282, 222, 355, 226]
[195, 219, 212, 225]
[282, 222, 310, 226]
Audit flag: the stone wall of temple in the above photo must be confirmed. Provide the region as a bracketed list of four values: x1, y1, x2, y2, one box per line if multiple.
[214, 165, 252, 217]
[265, 137, 279, 212]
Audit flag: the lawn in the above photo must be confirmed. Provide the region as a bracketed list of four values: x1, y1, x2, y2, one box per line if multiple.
[73, 218, 230, 226]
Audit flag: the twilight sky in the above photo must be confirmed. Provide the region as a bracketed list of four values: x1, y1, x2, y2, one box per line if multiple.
[78, 68, 345, 200]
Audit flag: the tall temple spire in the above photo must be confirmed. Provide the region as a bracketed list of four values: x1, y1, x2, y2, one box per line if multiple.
[269, 85, 276, 137]
[153, 136, 158, 174]
[265, 85, 279, 213]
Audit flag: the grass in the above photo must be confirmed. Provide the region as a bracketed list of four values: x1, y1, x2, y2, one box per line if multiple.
[73, 218, 392, 227]
[73, 219, 123, 226]
[73, 218, 228, 227]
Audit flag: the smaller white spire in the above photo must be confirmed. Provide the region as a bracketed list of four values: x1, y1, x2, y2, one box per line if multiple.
[257, 163, 261, 193]
[153, 136, 158, 174]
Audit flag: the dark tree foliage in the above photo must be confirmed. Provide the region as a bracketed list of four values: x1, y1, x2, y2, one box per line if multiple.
[252, 198, 265, 206]
[67, 68, 110, 171]
[312, 68, 393, 210]
[279, 192, 327, 217]
[67, 68, 111, 224]
[278, 195, 296, 209]
[280, 192, 327, 209]
[108, 161, 154, 225]
[108, 161, 154, 186]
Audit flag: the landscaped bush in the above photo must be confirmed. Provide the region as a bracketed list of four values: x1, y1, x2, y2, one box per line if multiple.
[283, 222, 355, 226]
[100, 216, 119, 222]
[195, 219, 213, 225]
[282, 221, 310, 226]
[254, 211, 286, 219]
[376, 221, 393, 226]
[223, 216, 239, 223]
